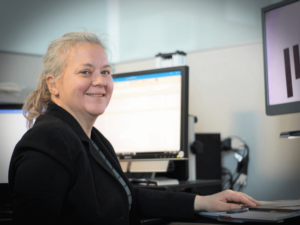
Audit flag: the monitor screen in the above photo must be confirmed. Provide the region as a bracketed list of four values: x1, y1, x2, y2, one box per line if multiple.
[262, 0, 300, 115]
[0, 105, 27, 184]
[94, 66, 189, 160]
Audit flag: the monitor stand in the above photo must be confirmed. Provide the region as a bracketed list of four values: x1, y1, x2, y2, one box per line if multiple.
[129, 172, 179, 186]
[148, 172, 179, 185]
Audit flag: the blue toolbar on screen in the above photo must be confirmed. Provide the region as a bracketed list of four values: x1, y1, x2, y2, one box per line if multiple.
[113, 71, 181, 82]
[0, 109, 23, 114]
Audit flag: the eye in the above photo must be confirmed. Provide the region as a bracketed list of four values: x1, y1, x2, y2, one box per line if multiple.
[101, 70, 111, 75]
[80, 70, 91, 75]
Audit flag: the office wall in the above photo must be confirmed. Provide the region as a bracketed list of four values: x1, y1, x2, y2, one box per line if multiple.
[0, 52, 42, 103]
[0, 0, 281, 63]
[114, 42, 300, 201]
[117, 0, 282, 62]
[0, 0, 108, 56]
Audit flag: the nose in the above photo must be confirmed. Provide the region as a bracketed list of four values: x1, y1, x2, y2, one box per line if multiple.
[92, 74, 107, 87]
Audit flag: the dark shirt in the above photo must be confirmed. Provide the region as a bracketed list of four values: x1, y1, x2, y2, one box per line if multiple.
[9, 102, 196, 224]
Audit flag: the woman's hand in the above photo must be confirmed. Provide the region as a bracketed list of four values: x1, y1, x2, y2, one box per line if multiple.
[194, 190, 262, 212]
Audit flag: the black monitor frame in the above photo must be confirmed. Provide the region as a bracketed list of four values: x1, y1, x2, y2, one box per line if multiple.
[0, 103, 23, 110]
[262, 0, 300, 116]
[111, 65, 189, 161]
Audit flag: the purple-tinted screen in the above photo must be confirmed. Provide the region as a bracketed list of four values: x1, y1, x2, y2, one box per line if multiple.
[266, 1, 300, 105]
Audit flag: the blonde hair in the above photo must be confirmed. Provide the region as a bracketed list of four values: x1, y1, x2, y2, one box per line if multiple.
[23, 31, 106, 128]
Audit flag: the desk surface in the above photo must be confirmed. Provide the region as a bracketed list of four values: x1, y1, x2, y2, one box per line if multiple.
[1, 212, 299, 224]
[146, 215, 300, 224]
[133, 179, 221, 191]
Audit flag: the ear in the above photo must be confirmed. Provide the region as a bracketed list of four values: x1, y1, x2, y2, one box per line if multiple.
[46, 75, 59, 96]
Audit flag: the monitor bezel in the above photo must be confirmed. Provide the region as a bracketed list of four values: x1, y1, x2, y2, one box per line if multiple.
[0, 104, 23, 110]
[110, 65, 189, 160]
[262, 0, 300, 116]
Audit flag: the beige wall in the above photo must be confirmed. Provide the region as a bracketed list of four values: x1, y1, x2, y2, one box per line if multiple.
[114, 42, 300, 200]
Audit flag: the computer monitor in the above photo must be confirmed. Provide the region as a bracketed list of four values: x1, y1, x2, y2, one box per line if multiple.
[0, 104, 26, 207]
[0, 104, 26, 185]
[94, 66, 189, 162]
[262, 0, 300, 116]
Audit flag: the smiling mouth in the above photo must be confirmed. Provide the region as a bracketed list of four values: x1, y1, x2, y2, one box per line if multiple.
[85, 93, 105, 97]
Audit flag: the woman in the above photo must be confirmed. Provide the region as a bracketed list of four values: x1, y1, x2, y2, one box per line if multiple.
[9, 32, 261, 224]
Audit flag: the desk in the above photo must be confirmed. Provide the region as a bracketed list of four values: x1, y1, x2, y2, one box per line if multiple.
[2, 211, 299, 224]
[135, 214, 300, 224]
[132, 179, 222, 193]
[170, 215, 300, 224]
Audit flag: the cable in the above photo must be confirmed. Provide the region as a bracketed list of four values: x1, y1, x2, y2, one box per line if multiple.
[221, 136, 249, 191]
[222, 167, 233, 190]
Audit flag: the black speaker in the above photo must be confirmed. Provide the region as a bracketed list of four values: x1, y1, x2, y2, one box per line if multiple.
[195, 133, 221, 180]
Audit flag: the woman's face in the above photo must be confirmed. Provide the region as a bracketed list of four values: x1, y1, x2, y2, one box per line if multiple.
[53, 43, 113, 122]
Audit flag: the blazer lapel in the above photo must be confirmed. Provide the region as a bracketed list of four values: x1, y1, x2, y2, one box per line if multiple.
[87, 140, 119, 181]
[91, 129, 123, 173]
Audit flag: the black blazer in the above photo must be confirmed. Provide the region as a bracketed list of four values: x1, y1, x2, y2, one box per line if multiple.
[9, 103, 196, 224]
